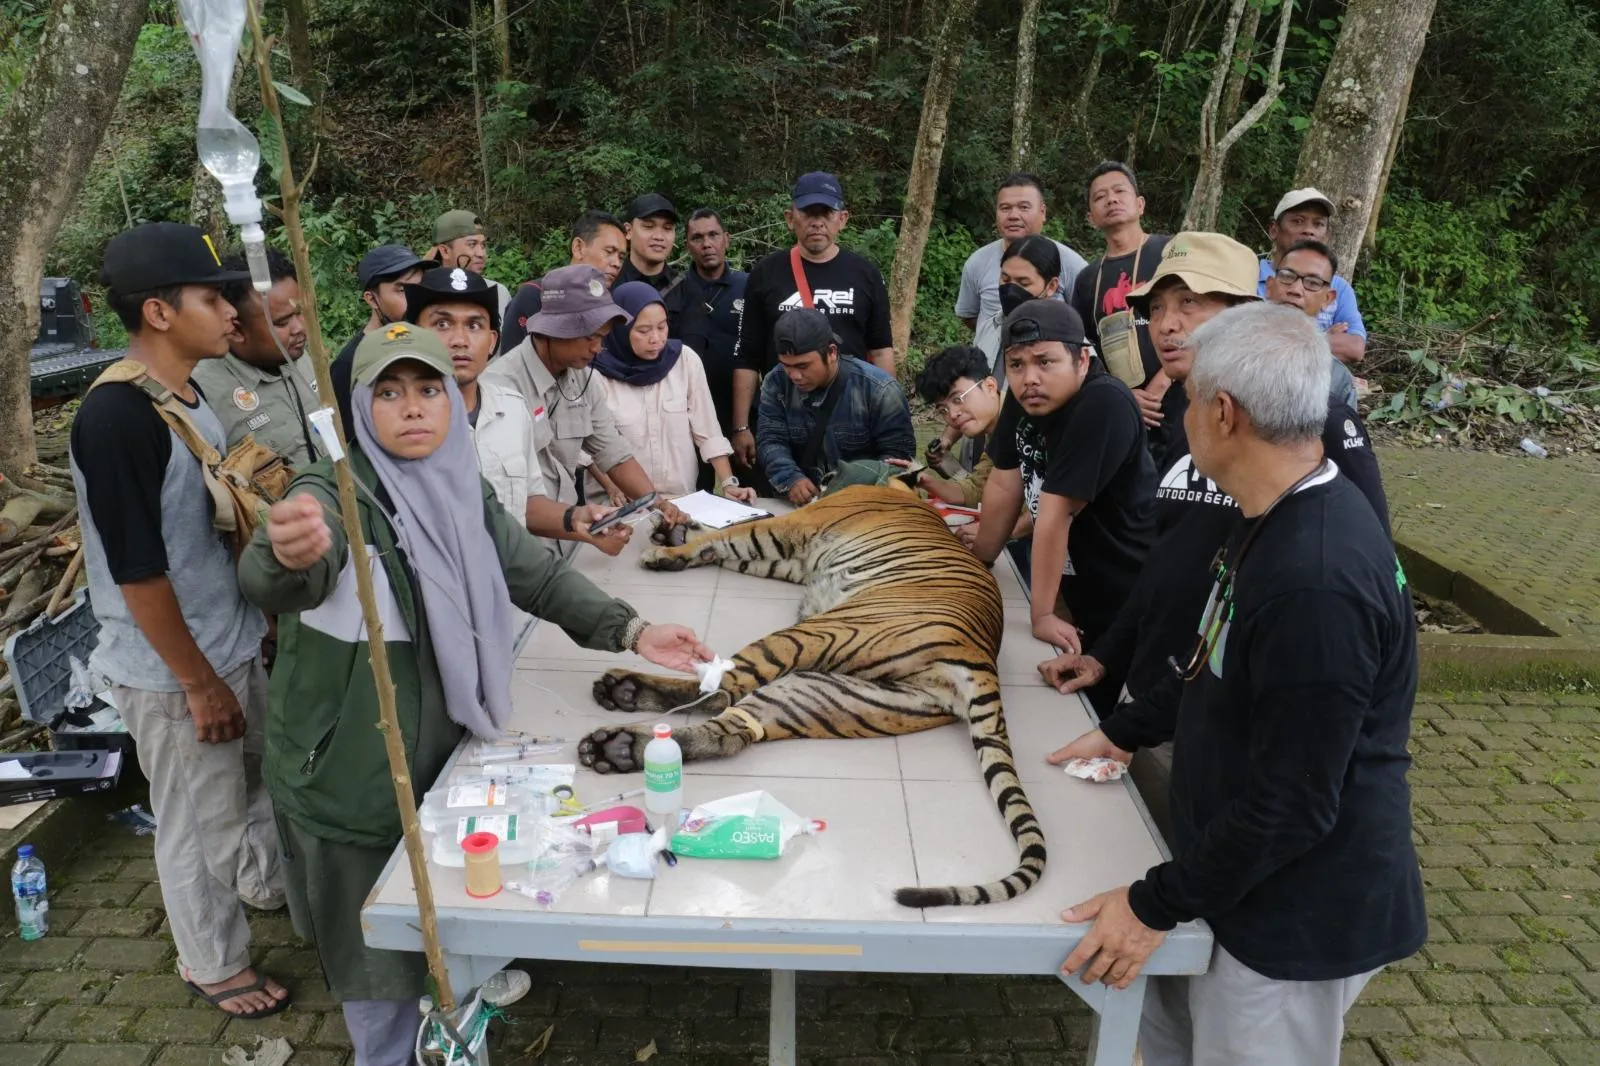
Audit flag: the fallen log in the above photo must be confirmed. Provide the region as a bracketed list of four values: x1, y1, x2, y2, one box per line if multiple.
[46, 548, 84, 617]
[2, 570, 49, 627]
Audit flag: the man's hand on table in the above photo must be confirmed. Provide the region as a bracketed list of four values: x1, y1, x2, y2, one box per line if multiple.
[1046, 727, 1132, 769]
[635, 624, 715, 672]
[1038, 652, 1105, 694]
[786, 478, 820, 506]
[1032, 612, 1083, 655]
[1060, 886, 1167, 990]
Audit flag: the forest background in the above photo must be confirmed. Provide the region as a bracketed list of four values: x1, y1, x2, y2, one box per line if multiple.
[3, 0, 1598, 435]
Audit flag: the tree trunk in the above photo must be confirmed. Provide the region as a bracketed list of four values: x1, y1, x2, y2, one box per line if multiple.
[1294, 0, 1437, 276]
[1073, 0, 1123, 156]
[0, 0, 149, 478]
[1181, 0, 1292, 231]
[1219, 0, 1262, 128]
[282, 0, 323, 130]
[1010, 0, 1041, 168]
[1361, 52, 1417, 268]
[189, 163, 230, 246]
[889, 0, 980, 361]
[493, 0, 511, 84]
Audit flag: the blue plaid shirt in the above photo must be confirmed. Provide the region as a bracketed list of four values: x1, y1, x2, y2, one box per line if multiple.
[756, 356, 915, 491]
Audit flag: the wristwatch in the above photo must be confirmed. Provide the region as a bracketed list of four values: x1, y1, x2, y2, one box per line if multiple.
[562, 506, 576, 533]
[719, 476, 741, 496]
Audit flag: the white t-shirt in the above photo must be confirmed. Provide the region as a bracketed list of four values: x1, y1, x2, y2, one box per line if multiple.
[954, 238, 1088, 324]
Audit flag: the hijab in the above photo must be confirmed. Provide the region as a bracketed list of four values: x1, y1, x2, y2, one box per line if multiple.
[593, 281, 683, 387]
[352, 375, 516, 739]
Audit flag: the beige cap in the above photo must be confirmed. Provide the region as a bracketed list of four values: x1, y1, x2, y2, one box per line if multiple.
[1272, 187, 1334, 220]
[1126, 232, 1262, 313]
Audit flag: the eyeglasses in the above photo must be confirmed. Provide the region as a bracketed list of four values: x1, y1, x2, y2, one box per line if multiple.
[1274, 267, 1331, 293]
[934, 380, 983, 418]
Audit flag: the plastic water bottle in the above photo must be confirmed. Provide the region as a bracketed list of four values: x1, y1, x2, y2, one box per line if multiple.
[643, 724, 683, 828]
[11, 844, 48, 941]
[1520, 438, 1549, 459]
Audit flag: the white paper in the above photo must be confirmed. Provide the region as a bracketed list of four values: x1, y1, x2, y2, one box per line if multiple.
[670, 491, 772, 529]
[0, 762, 32, 781]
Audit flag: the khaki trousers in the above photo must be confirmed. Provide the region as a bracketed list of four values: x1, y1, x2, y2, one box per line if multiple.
[114, 658, 283, 985]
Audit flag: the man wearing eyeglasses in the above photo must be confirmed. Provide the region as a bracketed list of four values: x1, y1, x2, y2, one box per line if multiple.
[1048, 302, 1424, 1066]
[1266, 238, 1360, 410]
[969, 300, 1157, 704]
[1255, 188, 1367, 367]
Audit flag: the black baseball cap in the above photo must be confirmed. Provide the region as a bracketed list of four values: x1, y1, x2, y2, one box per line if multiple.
[358, 244, 430, 289]
[774, 309, 837, 357]
[402, 266, 501, 333]
[791, 172, 845, 211]
[1002, 299, 1087, 351]
[626, 193, 679, 223]
[99, 222, 252, 293]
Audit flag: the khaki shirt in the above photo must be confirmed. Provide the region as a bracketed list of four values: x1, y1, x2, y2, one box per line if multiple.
[193, 352, 321, 470]
[470, 378, 549, 524]
[483, 338, 634, 505]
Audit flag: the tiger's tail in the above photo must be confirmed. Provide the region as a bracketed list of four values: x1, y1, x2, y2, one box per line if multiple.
[895, 677, 1047, 908]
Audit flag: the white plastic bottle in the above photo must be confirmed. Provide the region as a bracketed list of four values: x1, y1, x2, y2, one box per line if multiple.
[643, 724, 683, 829]
[11, 844, 48, 941]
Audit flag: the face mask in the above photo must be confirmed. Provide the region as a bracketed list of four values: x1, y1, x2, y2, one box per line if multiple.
[999, 282, 1036, 319]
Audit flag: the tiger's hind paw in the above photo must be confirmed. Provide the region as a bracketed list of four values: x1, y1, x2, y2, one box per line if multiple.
[577, 725, 651, 774]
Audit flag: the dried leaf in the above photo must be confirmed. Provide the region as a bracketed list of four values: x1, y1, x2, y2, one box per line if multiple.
[635, 1039, 658, 1062]
[522, 1024, 554, 1059]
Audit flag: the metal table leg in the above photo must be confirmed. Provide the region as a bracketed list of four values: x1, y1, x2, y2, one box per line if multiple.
[768, 969, 797, 1066]
[1084, 975, 1147, 1066]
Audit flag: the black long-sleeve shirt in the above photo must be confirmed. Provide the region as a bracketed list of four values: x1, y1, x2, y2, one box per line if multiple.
[1112, 468, 1426, 981]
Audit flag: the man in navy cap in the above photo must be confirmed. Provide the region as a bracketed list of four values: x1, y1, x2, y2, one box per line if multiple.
[329, 244, 430, 434]
[730, 171, 895, 479]
[617, 193, 711, 358]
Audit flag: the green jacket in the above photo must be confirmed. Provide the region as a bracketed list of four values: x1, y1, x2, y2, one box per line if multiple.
[238, 447, 637, 848]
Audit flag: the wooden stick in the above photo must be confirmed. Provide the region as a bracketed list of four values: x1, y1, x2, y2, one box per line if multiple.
[46, 547, 84, 616]
[245, 0, 455, 1013]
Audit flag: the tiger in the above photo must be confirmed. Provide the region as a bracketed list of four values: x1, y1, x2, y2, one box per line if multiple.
[577, 484, 1046, 908]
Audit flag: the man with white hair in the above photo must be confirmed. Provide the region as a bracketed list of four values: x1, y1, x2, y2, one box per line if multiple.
[1050, 301, 1425, 1065]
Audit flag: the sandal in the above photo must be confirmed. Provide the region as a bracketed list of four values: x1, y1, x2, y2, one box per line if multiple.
[185, 973, 292, 1019]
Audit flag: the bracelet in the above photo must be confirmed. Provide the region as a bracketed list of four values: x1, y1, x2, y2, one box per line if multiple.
[622, 615, 650, 653]
[721, 476, 741, 488]
[562, 506, 576, 533]
[732, 426, 749, 433]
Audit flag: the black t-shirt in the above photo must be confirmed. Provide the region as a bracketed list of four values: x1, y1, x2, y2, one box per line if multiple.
[989, 371, 1157, 641]
[499, 283, 543, 355]
[733, 248, 893, 377]
[69, 382, 210, 583]
[1071, 234, 1170, 387]
[1090, 385, 1392, 701]
[1124, 471, 1426, 981]
[331, 330, 363, 443]
[695, 266, 749, 435]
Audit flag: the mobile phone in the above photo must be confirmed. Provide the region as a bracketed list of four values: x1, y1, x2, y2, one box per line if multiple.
[588, 492, 659, 534]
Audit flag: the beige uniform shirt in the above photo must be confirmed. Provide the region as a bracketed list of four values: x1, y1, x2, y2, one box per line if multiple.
[483, 338, 634, 505]
[469, 378, 550, 524]
[591, 346, 732, 498]
[192, 352, 320, 470]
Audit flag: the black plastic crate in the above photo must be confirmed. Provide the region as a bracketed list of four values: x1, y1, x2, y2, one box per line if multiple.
[4, 590, 135, 759]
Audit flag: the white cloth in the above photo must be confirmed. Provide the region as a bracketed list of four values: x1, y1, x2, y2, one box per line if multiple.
[591, 346, 733, 497]
[470, 378, 550, 524]
[1139, 943, 1380, 1066]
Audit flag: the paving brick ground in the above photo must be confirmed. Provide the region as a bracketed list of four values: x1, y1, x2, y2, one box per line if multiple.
[3, 689, 1598, 1065]
[1377, 446, 1600, 637]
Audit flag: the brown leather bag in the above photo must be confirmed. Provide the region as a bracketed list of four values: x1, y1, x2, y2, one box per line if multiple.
[88, 361, 293, 556]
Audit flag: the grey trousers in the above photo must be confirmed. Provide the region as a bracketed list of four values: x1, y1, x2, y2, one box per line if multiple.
[344, 998, 418, 1066]
[1140, 943, 1380, 1066]
[114, 658, 283, 985]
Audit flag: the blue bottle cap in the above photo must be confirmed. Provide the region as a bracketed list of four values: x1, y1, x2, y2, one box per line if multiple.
[16, 844, 33, 858]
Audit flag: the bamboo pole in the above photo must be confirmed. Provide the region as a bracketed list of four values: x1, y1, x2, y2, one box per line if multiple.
[243, 0, 456, 1013]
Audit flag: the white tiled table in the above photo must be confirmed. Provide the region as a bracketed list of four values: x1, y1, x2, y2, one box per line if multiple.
[363, 502, 1211, 1064]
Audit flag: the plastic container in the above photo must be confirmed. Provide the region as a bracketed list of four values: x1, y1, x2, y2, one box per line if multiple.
[418, 781, 546, 834]
[643, 724, 683, 819]
[1520, 438, 1549, 459]
[3, 591, 134, 760]
[11, 844, 48, 941]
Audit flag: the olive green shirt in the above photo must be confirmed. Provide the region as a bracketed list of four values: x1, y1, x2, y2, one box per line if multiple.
[193, 352, 320, 470]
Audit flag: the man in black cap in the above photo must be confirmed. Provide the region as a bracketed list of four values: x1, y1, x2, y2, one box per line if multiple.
[755, 308, 914, 505]
[403, 266, 631, 555]
[330, 245, 430, 433]
[617, 193, 711, 357]
[68, 222, 288, 1019]
[970, 299, 1157, 680]
[499, 210, 630, 356]
[731, 171, 895, 476]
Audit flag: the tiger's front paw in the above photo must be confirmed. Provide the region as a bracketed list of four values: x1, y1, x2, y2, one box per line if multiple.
[577, 725, 649, 774]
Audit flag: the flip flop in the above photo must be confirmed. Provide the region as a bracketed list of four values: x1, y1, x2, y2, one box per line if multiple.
[185, 974, 292, 1019]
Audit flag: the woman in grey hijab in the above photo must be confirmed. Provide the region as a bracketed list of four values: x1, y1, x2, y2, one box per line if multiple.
[238, 324, 711, 1066]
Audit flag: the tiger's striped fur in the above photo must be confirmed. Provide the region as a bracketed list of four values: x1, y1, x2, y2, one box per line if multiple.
[578, 485, 1046, 908]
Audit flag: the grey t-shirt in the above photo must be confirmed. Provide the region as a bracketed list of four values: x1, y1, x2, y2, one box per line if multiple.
[954, 238, 1089, 323]
[70, 380, 266, 692]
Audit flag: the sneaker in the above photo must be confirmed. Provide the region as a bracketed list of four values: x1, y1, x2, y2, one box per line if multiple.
[478, 968, 531, 1008]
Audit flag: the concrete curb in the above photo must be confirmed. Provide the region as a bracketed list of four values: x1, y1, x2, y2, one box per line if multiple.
[0, 785, 133, 932]
[1396, 538, 1560, 638]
